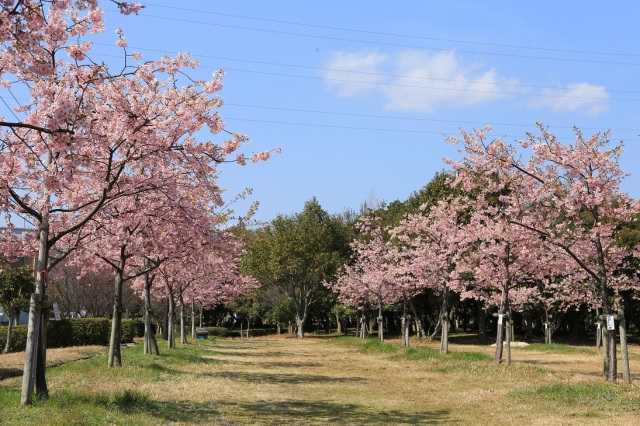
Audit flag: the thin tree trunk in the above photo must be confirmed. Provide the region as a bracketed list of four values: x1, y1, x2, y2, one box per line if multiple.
[440, 286, 450, 354]
[191, 299, 196, 339]
[296, 315, 305, 338]
[167, 292, 175, 349]
[402, 298, 410, 347]
[494, 284, 508, 364]
[108, 262, 125, 367]
[179, 296, 187, 344]
[143, 271, 159, 356]
[35, 309, 48, 399]
[21, 217, 49, 405]
[377, 304, 384, 342]
[162, 298, 169, 340]
[476, 299, 487, 343]
[3, 312, 14, 353]
[407, 299, 426, 339]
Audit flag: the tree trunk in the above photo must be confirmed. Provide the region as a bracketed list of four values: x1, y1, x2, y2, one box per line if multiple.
[296, 315, 305, 338]
[336, 314, 342, 334]
[494, 284, 508, 364]
[108, 264, 125, 367]
[476, 300, 487, 343]
[162, 298, 169, 341]
[402, 298, 411, 347]
[3, 312, 14, 353]
[408, 299, 426, 339]
[143, 272, 159, 356]
[35, 309, 48, 400]
[191, 299, 196, 339]
[544, 308, 551, 344]
[429, 317, 442, 340]
[167, 292, 175, 349]
[377, 304, 384, 342]
[440, 286, 450, 354]
[179, 297, 187, 344]
[21, 218, 49, 405]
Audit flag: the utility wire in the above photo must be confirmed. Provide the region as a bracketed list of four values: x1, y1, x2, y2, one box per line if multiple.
[89, 51, 631, 102]
[92, 42, 640, 96]
[223, 117, 640, 142]
[107, 9, 640, 67]
[223, 103, 639, 133]
[140, 3, 640, 59]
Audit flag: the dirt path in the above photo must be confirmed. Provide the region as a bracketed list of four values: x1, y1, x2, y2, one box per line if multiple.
[2, 336, 639, 425]
[161, 336, 640, 425]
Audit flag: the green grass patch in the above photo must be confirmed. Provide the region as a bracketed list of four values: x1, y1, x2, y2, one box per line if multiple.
[400, 345, 491, 363]
[517, 343, 595, 355]
[361, 338, 400, 354]
[509, 382, 640, 407]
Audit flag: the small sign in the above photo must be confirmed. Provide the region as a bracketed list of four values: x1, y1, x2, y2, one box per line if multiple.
[597, 322, 602, 330]
[52, 302, 61, 321]
[606, 315, 615, 331]
[544, 323, 548, 329]
[498, 314, 503, 325]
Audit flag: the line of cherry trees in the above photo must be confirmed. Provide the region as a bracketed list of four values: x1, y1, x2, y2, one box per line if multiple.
[235, 129, 639, 381]
[0, 1, 271, 406]
[328, 124, 640, 383]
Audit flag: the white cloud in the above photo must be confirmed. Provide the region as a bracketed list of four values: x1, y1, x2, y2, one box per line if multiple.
[321, 51, 389, 98]
[321, 50, 610, 117]
[532, 82, 610, 116]
[321, 49, 522, 112]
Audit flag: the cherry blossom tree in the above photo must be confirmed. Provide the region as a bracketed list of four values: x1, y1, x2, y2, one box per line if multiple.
[329, 218, 404, 342]
[0, 0, 274, 403]
[152, 232, 256, 348]
[391, 199, 467, 353]
[446, 124, 640, 380]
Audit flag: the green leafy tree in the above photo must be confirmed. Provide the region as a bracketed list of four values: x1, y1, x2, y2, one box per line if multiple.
[265, 299, 296, 334]
[241, 198, 352, 337]
[229, 289, 267, 337]
[0, 260, 34, 353]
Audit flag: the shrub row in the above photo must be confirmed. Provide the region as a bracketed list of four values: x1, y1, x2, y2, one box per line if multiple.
[204, 327, 276, 338]
[0, 318, 142, 353]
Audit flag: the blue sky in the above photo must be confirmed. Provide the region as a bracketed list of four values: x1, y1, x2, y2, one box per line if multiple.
[97, 1, 640, 224]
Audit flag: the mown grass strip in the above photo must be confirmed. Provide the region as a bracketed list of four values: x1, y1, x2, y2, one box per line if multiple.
[509, 382, 640, 407]
[517, 342, 596, 355]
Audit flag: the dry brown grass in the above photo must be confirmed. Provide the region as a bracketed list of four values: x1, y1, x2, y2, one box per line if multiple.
[2, 336, 640, 425]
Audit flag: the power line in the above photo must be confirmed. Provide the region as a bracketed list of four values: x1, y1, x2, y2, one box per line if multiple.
[223, 116, 640, 142]
[223, 103, 640, 133]
[89, 51, 633, 103]
[141, 3, 640, 59]
[111, 10, 640, 67]
[91, 42, 640, 96]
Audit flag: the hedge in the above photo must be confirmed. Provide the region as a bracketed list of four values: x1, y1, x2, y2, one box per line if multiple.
[0, 318, 142, 353]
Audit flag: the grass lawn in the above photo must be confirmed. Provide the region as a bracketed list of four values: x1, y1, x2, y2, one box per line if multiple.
[1, 334, 640, 425]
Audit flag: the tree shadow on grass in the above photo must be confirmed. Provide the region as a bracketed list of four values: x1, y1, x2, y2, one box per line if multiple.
[210, 350, 294, 358]
[227, 399, 452, 425]
[0, 367, 22, 381]
[201, 357, 323, 369]
[200, 370, 368, 385]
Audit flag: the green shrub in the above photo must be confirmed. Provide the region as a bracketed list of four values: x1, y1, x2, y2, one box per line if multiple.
[130, 320, 145, 338]
[121, 319, 135, 343]
[206, 327, 238, 337]
[0, 325, 28, 353]
[1, 318, 136, 353]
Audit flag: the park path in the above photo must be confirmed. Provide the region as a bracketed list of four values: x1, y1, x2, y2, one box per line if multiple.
[3, 335, 640, 425]
[150, 335, 640, 425]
